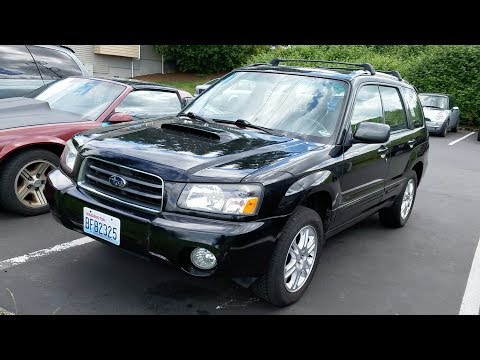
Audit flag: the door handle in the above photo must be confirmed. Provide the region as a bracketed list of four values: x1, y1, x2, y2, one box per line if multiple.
[407, 139, 416, 148]
[377, 145, 389, 158]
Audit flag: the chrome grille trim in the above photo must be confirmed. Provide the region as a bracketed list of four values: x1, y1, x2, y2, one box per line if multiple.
[78, 157, 164, 213]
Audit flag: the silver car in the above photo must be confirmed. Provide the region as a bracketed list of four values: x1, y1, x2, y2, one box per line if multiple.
[194, 78, 219, 96]
[419, 93, 460, 137]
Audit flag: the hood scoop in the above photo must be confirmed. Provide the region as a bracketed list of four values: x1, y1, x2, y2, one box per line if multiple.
[161, 123, 221, 141]
[0, 97, 51, 113]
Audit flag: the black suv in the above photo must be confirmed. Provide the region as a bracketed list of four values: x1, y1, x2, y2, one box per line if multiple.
[0, 45, 89, 99]
[47, 59, 429, 307]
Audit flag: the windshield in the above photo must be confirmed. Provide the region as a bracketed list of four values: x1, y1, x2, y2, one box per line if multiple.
[419, 94, 449, 110]
[184, 71, 347, 142]
[36, 77, 126, 120]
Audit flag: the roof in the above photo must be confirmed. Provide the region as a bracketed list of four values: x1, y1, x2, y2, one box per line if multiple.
[240, 64, 361, 81]
[418, 92, 450, 97]
[239, 62, 407, 84]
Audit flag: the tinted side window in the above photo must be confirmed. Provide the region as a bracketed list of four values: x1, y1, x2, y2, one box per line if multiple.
[351, 85, 384, 132]
[403, 88, 424, 128]
[0, 45, 40, 79]
[115, 90, 182, 120]
[27, 46, 82, 80]
[379, 86, 408, 131]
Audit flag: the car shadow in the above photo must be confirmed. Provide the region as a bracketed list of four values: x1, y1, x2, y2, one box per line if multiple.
[65, 214, 386, 314]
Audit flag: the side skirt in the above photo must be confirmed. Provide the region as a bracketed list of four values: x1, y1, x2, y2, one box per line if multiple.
[325, 199, 395, 240]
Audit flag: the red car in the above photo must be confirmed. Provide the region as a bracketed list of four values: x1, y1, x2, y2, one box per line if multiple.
[0, 76, 192, 216]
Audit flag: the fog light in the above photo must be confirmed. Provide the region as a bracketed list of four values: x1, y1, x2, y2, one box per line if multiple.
[190, 247, 217, 270]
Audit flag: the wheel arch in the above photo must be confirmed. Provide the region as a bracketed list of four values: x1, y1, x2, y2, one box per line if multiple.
[412, 161, 424, 185]
[0, 139, 66, 168]
[300, 190, 333, 232]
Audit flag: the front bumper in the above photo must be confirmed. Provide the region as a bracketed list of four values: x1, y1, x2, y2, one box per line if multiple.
[46, 169, 288, 278]
[427, 124, 446, 134]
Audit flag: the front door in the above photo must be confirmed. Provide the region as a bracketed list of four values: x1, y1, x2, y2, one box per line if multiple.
[333, 84, 389, 227]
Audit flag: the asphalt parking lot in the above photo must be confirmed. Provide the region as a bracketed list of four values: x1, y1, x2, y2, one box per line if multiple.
[1, 130, 479, 315]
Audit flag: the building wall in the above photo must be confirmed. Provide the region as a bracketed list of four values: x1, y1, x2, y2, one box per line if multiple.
[66, 45, 175, 78]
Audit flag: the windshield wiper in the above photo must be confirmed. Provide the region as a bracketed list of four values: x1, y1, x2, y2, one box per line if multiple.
[214, 119, 279, 136]
[424, 105, 443, 109]
[179, 112, 214, 124]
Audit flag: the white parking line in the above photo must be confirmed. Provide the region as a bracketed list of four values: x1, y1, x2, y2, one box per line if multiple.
[448, 132, 475, 146]
[459, 236, 480, 315]
[0, 237, 94, 271]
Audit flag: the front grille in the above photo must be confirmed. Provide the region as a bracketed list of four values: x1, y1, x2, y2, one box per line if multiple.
[78, 157, 164, 213]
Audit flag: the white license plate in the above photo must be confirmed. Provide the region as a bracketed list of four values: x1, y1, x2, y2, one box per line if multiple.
[83, 207, 120, 245]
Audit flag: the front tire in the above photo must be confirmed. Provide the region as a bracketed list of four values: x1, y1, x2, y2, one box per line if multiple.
[251, 206, 325, 307]
[477, 131, 480, 141]
[379, 171, 418, 228]
[0, 149, 59, 216]
[440, 123, 448, 137]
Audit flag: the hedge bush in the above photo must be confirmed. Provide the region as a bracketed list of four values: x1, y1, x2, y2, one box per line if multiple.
[407, 46, 480, 126]
[155, 45, 267, 74]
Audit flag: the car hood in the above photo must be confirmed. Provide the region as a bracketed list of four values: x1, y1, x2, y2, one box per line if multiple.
[0, 97, 84, 131]
[423, 107, 450, 123]
[77, 117, 326, 182]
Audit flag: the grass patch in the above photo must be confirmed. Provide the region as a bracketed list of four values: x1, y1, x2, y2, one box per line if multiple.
[156, 80, 203, 95]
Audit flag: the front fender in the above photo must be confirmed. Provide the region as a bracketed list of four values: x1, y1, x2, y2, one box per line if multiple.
[277, 170, 340, 214]
[0, 136, 66, 163]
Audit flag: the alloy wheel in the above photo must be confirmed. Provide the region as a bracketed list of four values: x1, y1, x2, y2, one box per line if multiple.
[14, 160, 55, 208]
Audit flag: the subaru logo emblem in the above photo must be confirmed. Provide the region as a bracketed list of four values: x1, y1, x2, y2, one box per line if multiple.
[109, 175, 127, 188]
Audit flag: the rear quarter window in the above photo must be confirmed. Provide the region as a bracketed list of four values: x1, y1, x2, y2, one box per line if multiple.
[402, 88, 424, 128]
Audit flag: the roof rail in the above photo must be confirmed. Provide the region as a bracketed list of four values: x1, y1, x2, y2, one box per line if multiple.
[377, 70, 402, 81]
[269, 58, 376, 75]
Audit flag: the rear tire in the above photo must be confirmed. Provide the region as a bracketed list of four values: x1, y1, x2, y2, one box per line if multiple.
[451, 125, 458, 133]
[251, 206, 325, 307]
[477, 131, 480, 141]
[0, 149, 59, 216]
[379, 171, 417, 228]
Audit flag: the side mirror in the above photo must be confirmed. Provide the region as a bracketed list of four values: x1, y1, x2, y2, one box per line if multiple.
[452, 106, 459, 111]
[424, 117, 431, 122]
[108, 112, 133, 123]
[183, 97, 194, 107]
[353, 122, 391, 144]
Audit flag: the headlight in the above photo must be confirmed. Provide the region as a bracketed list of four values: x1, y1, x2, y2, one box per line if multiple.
[61, 139, 78, 173]
[177, 183, 263, 215]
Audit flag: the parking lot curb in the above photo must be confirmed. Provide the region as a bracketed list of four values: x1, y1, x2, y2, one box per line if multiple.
[0, 307, 14, 315]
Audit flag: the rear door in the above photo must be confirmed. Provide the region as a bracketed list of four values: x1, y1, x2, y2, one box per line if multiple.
[333, 84, 389, 226]
[380, 86, 415, 198]
[0, 45, 44, 98]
